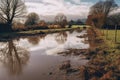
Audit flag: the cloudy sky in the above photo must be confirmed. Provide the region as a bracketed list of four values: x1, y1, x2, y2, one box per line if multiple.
[25, 0, 120, 21]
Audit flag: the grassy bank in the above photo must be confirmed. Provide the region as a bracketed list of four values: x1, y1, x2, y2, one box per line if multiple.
[78, 28, 120, 80]
[0, 27, 82, 40]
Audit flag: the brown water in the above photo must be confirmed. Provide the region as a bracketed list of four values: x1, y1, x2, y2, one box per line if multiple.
[0, 30, 89, 80]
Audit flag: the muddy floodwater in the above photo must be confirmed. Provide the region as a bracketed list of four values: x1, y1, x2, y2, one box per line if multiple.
[0, 30, 89, 80]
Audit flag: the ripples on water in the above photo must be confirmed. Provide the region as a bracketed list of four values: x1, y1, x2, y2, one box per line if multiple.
[0, 30, 89, 80]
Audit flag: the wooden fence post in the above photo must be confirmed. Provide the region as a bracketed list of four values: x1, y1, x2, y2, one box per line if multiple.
[106, 27, 108, 39]
[115, 25, 117, 43]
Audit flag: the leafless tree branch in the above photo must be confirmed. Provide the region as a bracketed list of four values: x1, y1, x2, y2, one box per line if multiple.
[0, 0, 26, 25]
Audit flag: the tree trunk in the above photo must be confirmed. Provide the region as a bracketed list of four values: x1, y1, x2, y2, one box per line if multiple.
[6, 21, 13, 32]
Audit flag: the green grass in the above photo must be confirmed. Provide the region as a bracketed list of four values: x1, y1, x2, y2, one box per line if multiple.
[102, 29, 120, 43]
[0, 27, 82, 39]
[71, 25, 90, 28]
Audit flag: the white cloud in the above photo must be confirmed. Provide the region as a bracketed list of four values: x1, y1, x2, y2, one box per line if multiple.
[25, 0, 92, 19]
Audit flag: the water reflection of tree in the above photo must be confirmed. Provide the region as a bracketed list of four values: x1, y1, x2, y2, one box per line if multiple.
[69, 30, 74, 34]
[55, 32, 68, 44]
[0, 40, 29, 75]
[27, 34, 46, 45]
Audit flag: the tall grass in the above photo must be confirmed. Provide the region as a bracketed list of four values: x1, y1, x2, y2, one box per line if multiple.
[102, 29, 120, 43]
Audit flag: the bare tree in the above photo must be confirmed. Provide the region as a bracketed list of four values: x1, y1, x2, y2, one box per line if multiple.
[25, 12, 40, 26]
[89, 0, 118, 28]
[0, 0, 26, 27]
[90, 0, 117, 16]
[55, 13, 67, 28]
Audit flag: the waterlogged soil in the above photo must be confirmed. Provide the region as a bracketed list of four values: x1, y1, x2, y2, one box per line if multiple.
[0, 30, 89, 80]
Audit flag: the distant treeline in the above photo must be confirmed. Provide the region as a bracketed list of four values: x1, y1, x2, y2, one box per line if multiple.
[0, 20, 85, 33]
[68, 20, 84, 25]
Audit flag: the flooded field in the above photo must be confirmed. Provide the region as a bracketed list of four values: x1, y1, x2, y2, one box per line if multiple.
[0, 30, 89, 80]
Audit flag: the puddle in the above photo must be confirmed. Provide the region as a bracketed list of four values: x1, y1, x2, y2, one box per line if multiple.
[0, 30, 89, 80]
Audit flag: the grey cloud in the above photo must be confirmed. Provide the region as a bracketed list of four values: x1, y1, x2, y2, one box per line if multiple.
[25, 0, 92, 19]
[25, 0, 42, 3]
[25, 0, 56, 6]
